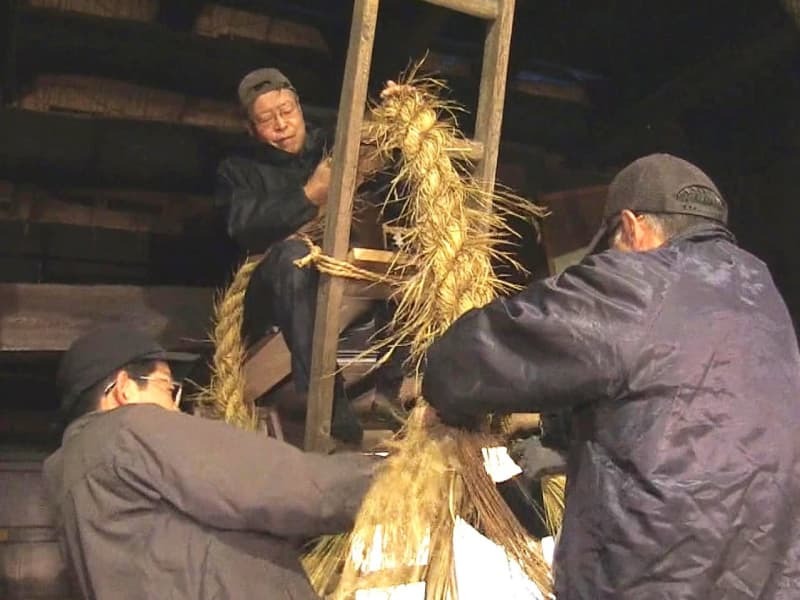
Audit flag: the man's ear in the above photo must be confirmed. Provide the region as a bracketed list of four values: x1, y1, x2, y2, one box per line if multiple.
[112, 371, 137, 406]
[618, 209, 639, 247]
[98, 370, 126, 411]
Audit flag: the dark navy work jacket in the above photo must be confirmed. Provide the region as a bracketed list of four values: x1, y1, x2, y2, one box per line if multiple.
[424, 224, 800, 599]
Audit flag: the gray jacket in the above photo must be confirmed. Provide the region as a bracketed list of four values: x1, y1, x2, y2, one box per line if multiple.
[43, 405, 375, 599]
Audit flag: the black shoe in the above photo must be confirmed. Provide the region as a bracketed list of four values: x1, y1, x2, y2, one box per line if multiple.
[331, 396, 364, 445]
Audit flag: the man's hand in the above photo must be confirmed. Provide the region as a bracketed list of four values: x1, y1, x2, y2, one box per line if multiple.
[356, 144, 383, 187]
[303, 157, 332, 206]
[380, 80, 413, 100]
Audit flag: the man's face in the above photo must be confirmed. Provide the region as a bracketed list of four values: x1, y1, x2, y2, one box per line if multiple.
[249, 88, 306, 155]
[135, 362, 182, 412]
[105, 361, 181, 413]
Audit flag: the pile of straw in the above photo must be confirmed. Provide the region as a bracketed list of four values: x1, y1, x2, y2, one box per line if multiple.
[304, 76, 553, 598]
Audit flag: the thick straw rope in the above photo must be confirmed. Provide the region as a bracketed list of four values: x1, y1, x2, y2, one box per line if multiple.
[195, 256, 260, 430]
[303, 77, 553, 599]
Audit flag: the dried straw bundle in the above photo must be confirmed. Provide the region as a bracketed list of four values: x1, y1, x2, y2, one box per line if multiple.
[194, 256, 260, 430]
[304, 77, 552, 598]
[541, 474, 567, 537]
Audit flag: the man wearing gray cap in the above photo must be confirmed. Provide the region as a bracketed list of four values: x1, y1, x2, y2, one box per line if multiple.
[43, 325, 375, 599]
[423, 154, 800, 598]
[215, 67, 363, 444]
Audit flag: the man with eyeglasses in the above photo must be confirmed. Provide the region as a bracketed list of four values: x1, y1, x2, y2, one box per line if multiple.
[422, 154, 800, 598]
[215, 67, 365, 445]
[43, 325, 376, 600]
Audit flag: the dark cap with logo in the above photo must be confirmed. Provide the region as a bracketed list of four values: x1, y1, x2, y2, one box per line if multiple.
[587, 153, 728, 253]
[57, 325, 198, 416]
[237, 67, 295, 110]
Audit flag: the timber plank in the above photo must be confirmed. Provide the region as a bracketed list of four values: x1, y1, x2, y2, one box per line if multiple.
[243, 298, 373, 405]
[0, 283, 213, 351]
[421, 0, 499, 20]
[16, 7, 335, 106]
[0, 181, 214, 235]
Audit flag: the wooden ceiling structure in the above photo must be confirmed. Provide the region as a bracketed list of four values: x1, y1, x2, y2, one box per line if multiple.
[0, 0, 798, 439]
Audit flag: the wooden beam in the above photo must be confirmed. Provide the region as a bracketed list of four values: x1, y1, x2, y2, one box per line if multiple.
[0, 283, 213, 351]
[16, 6, 336, 106]
[420, 0, 499, 20]
[472, 0, 515, 190]
[0, 182, 214, 234]
[0, 108, 235, 192]
[0, 105, 334, 192]
[511, 78, 590, 105]
[304, 0, 379, 453]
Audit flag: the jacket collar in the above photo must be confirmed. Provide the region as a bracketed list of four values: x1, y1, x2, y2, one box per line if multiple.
[667, 221, 736, 247]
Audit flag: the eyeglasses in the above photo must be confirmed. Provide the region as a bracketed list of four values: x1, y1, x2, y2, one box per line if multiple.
[103, 375, 183, 407]
[138, 375, 183, 406]
[253, 99, 298, 130]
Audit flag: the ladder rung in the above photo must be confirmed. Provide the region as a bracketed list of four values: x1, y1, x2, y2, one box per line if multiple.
[460, 139, 484, 161]
[419, 0, 499, 20]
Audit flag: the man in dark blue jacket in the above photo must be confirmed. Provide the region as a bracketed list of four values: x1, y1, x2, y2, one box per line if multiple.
[423, 154, 800, 599]
[215, 68, 363, 444]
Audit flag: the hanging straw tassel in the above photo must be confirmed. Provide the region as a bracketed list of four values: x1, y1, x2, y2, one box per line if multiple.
[303, 73, 553, 599]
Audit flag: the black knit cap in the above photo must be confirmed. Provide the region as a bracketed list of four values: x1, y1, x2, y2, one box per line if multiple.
[57, 325, 198, 416]
[587, 153, 728, 253]
[237, 67, 295, 110]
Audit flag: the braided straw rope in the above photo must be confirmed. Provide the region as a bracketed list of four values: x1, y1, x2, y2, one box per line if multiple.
[195, 256, 261, 430]
[292, 234, 403, 287]
[303, 76, 553, 599]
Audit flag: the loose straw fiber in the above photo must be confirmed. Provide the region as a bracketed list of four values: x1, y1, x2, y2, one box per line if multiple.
[303, 75, 553, 599]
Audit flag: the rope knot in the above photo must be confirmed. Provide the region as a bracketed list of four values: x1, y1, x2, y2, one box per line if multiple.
[293, 235, 322, 269]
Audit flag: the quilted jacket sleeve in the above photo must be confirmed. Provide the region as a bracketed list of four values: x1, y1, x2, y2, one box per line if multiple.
[423, 252, 656, 422]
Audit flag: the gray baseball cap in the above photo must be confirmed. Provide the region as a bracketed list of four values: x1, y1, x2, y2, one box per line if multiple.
[587, 153, 728, 253]
[237, 68, 295, 109]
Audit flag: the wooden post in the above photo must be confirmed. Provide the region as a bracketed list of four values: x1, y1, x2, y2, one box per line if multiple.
[304, 0, 380, 452]
[420, 0, 499, 20]
[472, 0, 515, 192]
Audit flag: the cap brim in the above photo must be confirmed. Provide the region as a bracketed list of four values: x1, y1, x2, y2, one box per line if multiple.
[585, 221, 611, 255]
[141, 350, 200, 379]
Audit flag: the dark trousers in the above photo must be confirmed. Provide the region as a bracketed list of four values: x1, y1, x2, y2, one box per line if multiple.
[242, 239, 368, 443]
[242, 238, 405, 421]
[242, 238, 320, 395]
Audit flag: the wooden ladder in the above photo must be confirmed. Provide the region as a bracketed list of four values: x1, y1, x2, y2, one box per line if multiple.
[304, 0, 516, 452]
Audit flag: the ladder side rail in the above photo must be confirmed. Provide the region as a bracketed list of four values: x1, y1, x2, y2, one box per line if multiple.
[472, 0, 516, 193]
[304, 0, 381, 452]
